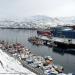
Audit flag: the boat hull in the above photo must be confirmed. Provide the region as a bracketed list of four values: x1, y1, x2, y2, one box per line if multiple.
[54, 41, 75, 49]
[37, 30, 52, 36]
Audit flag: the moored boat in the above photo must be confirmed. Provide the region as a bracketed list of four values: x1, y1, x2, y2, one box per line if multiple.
[52, 26, 75, 49]
[28, 36, 44, 45]
[37, 29, 52, 36]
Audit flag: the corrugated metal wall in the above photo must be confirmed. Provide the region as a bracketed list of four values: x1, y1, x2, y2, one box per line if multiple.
[53, 27, 75, 38]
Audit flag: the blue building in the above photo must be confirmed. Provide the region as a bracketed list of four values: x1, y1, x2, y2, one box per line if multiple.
[53, 27, 75, 39]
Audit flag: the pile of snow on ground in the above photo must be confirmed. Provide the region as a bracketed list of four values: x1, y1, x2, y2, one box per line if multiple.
[0, 49, 36, 75]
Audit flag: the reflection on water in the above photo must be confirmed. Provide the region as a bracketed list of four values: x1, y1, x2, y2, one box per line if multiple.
[0, 29, 75, 73]
[53, 47, 75, 55]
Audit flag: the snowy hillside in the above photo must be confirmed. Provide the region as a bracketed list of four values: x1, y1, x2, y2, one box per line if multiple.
[0, 16, 75, 29]
[0, 49, 36, 75]
[59, 17, 75, 25]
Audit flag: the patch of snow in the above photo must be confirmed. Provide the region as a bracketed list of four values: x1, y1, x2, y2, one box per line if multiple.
[0, 49, 36, 75]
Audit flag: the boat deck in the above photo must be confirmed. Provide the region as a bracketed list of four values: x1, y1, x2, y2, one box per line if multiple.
[52, 37, 75, 44]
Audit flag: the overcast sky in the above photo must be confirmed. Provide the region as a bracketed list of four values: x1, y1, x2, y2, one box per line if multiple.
[0, 0, 75, 18]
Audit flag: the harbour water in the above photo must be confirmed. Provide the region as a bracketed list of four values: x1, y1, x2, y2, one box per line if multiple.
[0, 29, 75, 73]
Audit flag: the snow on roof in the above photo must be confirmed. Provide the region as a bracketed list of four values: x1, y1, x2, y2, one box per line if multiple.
[62, 28, 73, 31]
[0, 49, 36, 75]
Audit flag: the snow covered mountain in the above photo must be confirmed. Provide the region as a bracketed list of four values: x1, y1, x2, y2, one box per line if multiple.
[59, 17, 75, 25]
[0, 49, 36, 75]
[0, 15, 75, 29]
